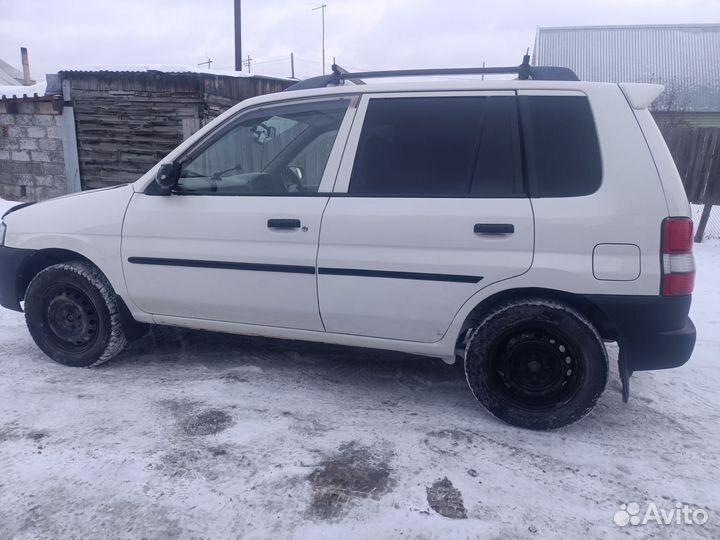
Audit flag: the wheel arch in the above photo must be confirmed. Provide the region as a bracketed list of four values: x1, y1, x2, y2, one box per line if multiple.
[18, 248, 94, 303]
[456, 287, 617, 346]
[17, 248, 146, 339]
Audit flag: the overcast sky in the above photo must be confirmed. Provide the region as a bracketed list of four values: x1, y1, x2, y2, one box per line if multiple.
[1, 0, 719, 81]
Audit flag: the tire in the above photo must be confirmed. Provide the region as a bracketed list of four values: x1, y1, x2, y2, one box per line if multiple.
[464, 298, 608, 430]
[24, 261, 127, 367]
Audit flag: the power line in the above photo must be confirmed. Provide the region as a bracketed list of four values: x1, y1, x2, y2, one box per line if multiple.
[294, 57, 329, 66]
[251, 57, 290, 66]
[214, 57, 285, 70]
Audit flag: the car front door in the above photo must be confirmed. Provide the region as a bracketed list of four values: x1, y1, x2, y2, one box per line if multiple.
[317, 92, 535, 342]
[122, 97, 355, 330]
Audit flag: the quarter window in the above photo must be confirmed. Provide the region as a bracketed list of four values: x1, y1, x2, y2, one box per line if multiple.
[520, 95, 602, 197]
[348, 96, 521, 196]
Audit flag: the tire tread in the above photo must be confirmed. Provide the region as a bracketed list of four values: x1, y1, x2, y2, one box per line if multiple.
[25, 261, 127, 367]
[464, 297, 608, 430]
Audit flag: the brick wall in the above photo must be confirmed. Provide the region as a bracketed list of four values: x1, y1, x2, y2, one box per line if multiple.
[0, 98, 68, 201]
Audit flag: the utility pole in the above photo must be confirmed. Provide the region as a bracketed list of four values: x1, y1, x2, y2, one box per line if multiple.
[198, 57, 212, 70]
[290, 52, 295, 79]
[244, 55, 252, 73]
[312, 4, 327, 74]
[234, 0, 242, 71]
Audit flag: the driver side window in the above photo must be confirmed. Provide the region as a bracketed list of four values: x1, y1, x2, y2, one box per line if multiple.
[176, 99, 349, 195]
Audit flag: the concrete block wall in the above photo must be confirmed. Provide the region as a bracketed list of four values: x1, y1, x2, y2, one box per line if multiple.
[0, 98, 68, 201]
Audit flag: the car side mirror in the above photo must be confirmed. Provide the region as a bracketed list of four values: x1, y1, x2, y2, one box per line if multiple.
[155, 163, 179, 191]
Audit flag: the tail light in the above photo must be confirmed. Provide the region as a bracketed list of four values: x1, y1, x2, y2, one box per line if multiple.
[661, 217, 695, 296]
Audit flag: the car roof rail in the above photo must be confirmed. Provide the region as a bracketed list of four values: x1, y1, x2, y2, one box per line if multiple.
[285, 53, 579, 91]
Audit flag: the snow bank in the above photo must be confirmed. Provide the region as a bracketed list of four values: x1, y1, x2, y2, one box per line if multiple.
[691, 238, 720, 338]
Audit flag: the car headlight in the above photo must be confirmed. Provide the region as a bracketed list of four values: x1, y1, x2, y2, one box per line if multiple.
[0, 221, 6, 246]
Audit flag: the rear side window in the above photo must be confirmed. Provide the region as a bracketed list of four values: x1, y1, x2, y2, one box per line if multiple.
[348, 96, 521, 196]
[520, 95, 602, 197]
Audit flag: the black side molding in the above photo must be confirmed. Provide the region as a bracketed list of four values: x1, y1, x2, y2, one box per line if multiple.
[127, 257, 315, 275]
[319, 267, 482, 284]
[127, 257, 482, 283]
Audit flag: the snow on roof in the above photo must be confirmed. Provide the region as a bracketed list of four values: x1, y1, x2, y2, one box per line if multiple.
[58, 64, 291, 81]
[0, 81, 48, 99]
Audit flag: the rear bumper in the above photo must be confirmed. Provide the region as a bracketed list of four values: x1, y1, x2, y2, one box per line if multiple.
[587, 295, 696, 372]
[623, 317, 696, 371]
[0, 246, 34, 312]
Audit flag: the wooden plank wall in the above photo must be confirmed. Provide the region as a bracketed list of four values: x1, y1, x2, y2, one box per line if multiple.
[203, 76, 289, 121]
[68, 73, 290, 190]
[659, 123, 720, 205]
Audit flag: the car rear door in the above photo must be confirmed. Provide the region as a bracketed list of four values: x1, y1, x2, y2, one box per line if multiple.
[317, 91, 534, 342]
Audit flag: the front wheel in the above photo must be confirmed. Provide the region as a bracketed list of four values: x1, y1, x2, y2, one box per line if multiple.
[24, 262, 127, 367]
[464, 299, 608, 430]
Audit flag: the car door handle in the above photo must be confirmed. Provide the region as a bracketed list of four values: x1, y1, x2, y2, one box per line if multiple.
[474, 223, 515, 235]
[268, 218, 302, 229]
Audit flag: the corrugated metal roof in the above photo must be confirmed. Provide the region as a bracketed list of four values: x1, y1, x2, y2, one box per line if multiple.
[0, 58, 23, 86]
[57, 64, 291, 82]
[535, 24, 720, 112]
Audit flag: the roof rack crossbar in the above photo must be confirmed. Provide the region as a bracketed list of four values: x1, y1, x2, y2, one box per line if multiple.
[341, 65, 527, 79]
[285, 55, 579, 91]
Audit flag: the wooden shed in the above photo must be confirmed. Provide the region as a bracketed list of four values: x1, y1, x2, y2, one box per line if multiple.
[60, 66, 293, 190]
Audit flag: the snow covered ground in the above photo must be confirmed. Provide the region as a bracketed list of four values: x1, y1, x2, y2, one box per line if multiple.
[0, 197, 718, 538]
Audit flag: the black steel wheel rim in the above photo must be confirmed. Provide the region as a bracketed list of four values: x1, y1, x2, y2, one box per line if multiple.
[43, 285, 99, 352]
[489, 325, 583, 410]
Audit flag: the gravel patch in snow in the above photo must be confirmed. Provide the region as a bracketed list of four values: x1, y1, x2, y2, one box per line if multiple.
[426, 477, 468, 519]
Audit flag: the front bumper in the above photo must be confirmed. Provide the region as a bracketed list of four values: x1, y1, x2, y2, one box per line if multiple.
[588, 294, 696, 372]
[0, 246, 35, 312]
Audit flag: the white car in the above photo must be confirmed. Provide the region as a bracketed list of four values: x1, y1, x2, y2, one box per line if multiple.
[0, 61, 696, 429]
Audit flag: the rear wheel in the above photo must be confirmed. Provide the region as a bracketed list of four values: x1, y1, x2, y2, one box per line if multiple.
[464, 299, 608, 430]
[24, 262, 127, 367]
